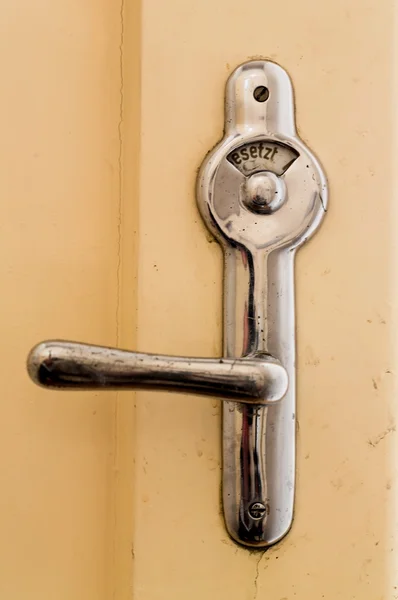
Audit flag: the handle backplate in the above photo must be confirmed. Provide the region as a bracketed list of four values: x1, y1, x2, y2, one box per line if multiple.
[197, 60, 327, 547]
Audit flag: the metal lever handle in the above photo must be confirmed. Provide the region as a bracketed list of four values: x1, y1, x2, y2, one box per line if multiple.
[27, 341, 288, 405]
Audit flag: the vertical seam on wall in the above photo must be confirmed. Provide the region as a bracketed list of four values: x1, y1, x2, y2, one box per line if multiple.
[116, 0, 125, 344]
[112, 0, 124, 597]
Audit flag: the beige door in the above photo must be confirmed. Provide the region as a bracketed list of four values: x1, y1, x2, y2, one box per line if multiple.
[1, 0, 397, 598]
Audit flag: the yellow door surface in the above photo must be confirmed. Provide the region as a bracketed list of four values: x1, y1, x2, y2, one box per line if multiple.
[1, 0, 398, 598]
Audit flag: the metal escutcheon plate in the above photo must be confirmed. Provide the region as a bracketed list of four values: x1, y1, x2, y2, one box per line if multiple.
[197, 61, 327, 547]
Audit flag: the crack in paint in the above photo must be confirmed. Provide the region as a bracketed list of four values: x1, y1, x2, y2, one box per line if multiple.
[253, 552, 266, 599]
[368, 425, 396, 448]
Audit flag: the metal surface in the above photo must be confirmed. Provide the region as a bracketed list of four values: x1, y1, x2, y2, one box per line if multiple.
[27, 341, 287, 405]
[197, 61, 327, 546]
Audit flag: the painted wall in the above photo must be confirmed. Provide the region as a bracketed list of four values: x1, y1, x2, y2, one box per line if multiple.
[0, 1, 122, 598]
[128, 0, 398, 599]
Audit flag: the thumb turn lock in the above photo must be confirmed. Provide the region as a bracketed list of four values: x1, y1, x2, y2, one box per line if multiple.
[27, 60, 327, 548]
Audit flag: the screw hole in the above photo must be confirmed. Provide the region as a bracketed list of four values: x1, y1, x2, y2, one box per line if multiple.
[253, 86, 269, 102]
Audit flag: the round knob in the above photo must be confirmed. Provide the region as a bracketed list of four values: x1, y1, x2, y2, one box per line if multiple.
[242, 171, 286, 214]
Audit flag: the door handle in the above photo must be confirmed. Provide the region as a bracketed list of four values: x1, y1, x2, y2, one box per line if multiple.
[27, 60, 327, 548]
[28, 341, 288, 405]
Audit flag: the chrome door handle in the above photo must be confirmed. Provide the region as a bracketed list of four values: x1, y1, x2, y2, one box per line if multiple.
[27, 60, 327, 549]
[28, 341, 288, 405]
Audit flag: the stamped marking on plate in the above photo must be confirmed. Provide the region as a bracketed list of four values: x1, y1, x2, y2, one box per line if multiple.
[227, 140, 299, 176]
